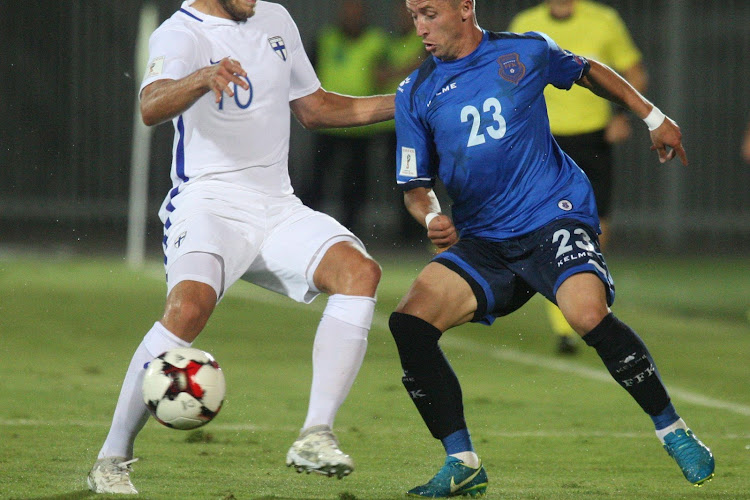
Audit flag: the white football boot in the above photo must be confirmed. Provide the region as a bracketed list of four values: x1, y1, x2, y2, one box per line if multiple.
[87, 457, 139, 494]
[286, 425, 354, 479]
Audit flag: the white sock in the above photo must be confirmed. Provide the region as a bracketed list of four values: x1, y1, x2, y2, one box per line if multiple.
[450, 451, 480, 469]
[98, 322, 190, 459]
[302, 295, 374, 430]
[655, 417, 688, 444]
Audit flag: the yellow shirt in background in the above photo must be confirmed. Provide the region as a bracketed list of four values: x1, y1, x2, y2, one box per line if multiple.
[381, 32, 426, 94]
[375, 32, 426, 133]
[315, 26, 388, 136]
[508, 0, 642, 135]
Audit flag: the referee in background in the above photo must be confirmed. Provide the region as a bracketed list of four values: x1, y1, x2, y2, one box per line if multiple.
[509, 0, 647, 354]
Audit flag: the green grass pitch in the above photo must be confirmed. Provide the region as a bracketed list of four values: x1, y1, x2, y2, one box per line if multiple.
[0, 252, 748, 499]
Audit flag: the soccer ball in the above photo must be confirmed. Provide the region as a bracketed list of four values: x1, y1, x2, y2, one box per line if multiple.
[142, 347, 226, 430]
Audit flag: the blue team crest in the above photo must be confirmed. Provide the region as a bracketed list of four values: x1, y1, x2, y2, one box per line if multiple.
[497, 53, 525, 84]
[268, 36, 287, 61]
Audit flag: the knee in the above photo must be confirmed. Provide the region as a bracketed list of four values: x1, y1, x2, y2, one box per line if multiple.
[357, 257, 382, 287]
[389, 312, 441, 354]
[567, 308, 608, 336]
[169, 299, 211, 327]
[161, 283, 216, 338]
[315, 241, 382, 296]
[340, 257, 382, 296]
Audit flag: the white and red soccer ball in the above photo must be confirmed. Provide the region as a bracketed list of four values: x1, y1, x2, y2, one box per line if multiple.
[142, 347, 226, 430]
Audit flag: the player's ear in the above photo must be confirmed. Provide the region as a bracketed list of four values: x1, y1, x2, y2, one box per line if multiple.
[459, 0, 474, 22]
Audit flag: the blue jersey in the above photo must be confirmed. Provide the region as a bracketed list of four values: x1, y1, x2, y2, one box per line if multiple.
[395, 30, 600, 240]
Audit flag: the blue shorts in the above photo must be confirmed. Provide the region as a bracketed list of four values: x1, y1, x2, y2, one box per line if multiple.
[433, 218, 615, 325]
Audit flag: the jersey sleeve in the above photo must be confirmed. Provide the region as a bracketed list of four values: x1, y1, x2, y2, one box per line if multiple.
[282, 8, 321, 101]
[536, 31, 590, 90]
[139, 27, 198, 97]
[395, 81, 435, 190]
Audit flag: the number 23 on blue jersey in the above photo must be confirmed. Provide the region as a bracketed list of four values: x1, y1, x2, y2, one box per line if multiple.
[460, 97, 507, 147]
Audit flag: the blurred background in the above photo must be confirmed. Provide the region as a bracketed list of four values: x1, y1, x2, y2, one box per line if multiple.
[1, 0, 749, 263]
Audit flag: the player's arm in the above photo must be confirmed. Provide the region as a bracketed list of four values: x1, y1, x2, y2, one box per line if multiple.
[605, 61, 648, 144]
[290, 88, 395, 130]
[140, 58, 249, 126]
[403, 187, 458, 250]
[576, 59, 687, 165]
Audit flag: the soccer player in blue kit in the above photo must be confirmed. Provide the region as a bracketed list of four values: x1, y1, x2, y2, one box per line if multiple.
[389, 0, 715, 496]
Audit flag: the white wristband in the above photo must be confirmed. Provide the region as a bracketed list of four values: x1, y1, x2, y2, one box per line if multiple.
[425, 212, 440, 229]
[644, 106, 666, 131]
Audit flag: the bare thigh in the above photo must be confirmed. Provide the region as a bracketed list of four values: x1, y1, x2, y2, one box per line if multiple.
[395, 261, 478, 332]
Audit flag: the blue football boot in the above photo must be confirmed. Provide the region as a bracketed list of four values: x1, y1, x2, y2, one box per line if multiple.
[407, 456, 488, 497]
[663, 428, 715, 486]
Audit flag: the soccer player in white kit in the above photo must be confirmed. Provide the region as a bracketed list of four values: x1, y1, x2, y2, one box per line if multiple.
[87, 0, 395, 494]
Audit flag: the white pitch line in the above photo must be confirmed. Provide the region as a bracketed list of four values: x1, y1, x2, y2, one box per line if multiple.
[2, 419, 749, 441]
[77, 278, 750, 419]
[370, 311, 750, 418]
[436, 335, 750, 417]
[223, 287, 750, 418]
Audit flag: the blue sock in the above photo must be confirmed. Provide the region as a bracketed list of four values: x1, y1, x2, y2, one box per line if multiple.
[442, 428, 474, 455]
[651, 402, 680, 430]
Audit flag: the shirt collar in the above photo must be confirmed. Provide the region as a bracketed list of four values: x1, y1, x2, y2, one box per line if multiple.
[179, 0, 244, 26]
[433, 30, 489, 69]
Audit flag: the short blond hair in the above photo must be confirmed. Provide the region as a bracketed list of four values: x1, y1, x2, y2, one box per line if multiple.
[444, 0, 475, 6]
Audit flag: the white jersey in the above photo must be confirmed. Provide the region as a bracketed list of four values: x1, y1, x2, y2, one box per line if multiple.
[140, 0, 320, 220]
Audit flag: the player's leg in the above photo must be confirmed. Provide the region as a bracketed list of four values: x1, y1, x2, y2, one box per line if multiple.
[87, 314, 195, 494]
[304, 240, 380, 428]
[285, 239, 381, 478]
[389, 259, 488, 497]
[557, 272, 715, 486]
[548, 131, 613, 354]
[88, 255, 221, 494]
[89, 209, 254, 494]
[243, 202, 379, 478]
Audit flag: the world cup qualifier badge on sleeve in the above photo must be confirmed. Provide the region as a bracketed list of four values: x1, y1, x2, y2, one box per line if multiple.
[400, 147, 418, 178]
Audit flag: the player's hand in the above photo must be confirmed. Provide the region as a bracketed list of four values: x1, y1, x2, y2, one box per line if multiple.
[604, 113, 632, 144]
[426, 214, 458, 251]
[649, 116, 688, 166]
[205, 58, 249, 103]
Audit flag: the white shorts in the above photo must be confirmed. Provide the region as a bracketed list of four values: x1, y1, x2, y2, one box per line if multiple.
[162, 183, 363, 303]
